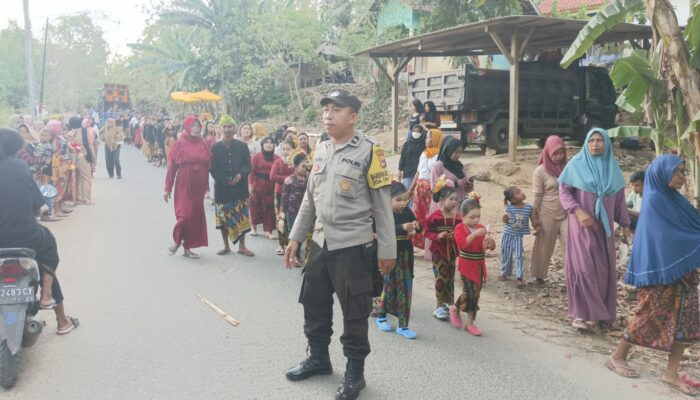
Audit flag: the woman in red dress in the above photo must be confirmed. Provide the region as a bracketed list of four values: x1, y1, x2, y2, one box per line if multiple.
[249, 136, 279, 240]
[164, 116, 211, 258]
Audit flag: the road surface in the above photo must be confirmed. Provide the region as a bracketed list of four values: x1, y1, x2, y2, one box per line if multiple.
[4, 146, 680, 399]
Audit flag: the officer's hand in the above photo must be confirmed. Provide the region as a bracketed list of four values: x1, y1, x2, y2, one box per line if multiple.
[284, 240, 300, 269]
[378, 258, 396, 275]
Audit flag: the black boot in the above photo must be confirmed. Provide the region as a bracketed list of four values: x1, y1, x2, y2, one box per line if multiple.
[335, 358, 366, 400]
[285, 345, 332, 381]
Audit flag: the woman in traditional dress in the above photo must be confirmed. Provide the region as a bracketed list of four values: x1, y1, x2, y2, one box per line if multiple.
[409, 128, 443, 250]
[530, 135, 568, 283]
[558, 128, 631, 330]
[238, 122, 261, 156]
[164, 116, 211, 258]
[297, 132, 312, 156]
[46, 120, 72, 217]
[606, 155, 700, 396]
[103, 118, 123, 179]
[249, 136, 279, 239]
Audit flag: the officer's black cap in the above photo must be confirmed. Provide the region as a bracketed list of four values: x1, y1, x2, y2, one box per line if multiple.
[320, 89, 361, 112]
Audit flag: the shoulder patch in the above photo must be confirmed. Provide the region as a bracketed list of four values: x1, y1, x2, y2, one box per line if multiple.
[367, 144, 391, 189]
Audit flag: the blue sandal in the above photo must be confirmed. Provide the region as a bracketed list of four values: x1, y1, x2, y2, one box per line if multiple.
[375, 317, 392, 332]
[396, 327, 417, 339]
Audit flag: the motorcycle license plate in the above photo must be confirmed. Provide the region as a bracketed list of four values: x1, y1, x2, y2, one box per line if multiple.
[0, 286, 35, 305]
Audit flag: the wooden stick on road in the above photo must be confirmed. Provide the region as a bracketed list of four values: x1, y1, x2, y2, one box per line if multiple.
[197, 294, 240, 327]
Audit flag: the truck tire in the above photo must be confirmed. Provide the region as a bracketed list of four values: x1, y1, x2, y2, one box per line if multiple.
[487, 118, 510, 155]
[0, 340, 18, 388]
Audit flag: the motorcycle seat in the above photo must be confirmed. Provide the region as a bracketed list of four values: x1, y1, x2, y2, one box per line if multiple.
[0, 248, 36, 259]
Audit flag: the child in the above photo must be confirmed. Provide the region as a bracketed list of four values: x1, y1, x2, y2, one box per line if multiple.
[425, 176, 462, 320]
[626, 170, 645, 231]
[500, 186, 538, 285]
[451, 196, 496, 336]
[280, 152, 309, 261]
[375, 182, 420, 339]
[272, 142, 295, 255]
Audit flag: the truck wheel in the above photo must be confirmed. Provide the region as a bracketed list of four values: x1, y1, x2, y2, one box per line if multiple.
[487, 118, 509, 155]
[0, 341, 18, 388]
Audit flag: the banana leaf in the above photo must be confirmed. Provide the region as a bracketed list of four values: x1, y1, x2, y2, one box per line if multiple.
[561, 0, 644, 69]
[609, 50, 658, 112]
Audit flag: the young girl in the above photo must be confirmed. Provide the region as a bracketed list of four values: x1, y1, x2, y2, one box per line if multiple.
[375, 182, 420, 339]
[280, 151, 309, 262]
[501, 186, 538, 284]
[425, 176, 462, 320]
[249, 137, 279, 239]
[272, 142, 296, 255]
[452, 196, 496, 336]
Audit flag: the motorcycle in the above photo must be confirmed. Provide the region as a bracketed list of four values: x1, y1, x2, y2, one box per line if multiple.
[0, 248, 43, 389]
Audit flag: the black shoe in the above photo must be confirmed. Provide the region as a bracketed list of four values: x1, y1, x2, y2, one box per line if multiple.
[285, 346, 332, 381]
[335, 359, 366, 400]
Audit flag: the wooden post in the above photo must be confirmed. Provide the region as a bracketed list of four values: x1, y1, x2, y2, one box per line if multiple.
[391, 57, 400, 153]
[508, 31, 520, 162]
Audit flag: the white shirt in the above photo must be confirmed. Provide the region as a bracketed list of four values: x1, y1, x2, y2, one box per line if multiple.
[416, 153, 438, 180]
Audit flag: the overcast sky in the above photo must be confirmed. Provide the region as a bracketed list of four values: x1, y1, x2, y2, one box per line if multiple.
[0, 0, 153, 55]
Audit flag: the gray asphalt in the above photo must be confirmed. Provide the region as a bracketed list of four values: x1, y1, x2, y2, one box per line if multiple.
[3, 146, 678, 399]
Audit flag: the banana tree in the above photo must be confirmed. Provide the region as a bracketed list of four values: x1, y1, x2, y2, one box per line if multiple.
[561, 0, 700, 208]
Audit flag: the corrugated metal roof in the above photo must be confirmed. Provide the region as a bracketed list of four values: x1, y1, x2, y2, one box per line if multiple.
[537, 0, 606, 15]
[354, 15, 651, 58]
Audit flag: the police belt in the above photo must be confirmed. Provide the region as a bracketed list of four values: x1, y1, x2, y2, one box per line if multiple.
[459, 250, 485, 261]
[396, 235, 410, 241]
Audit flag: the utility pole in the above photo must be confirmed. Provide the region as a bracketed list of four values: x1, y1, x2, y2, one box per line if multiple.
[23, 0, 38, 116]
[38, 18, 49, 115]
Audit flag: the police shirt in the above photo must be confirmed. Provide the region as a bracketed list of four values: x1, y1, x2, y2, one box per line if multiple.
[288, 133, 397, 260]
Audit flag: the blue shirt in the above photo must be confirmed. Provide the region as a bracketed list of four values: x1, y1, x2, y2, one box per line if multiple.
[504, 203, 533, 236]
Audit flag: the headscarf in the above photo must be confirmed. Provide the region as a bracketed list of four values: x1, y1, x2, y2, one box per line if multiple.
[251, 122, 267, 138]
[624, 155, 700, 287]
[260, 136, 275, 162]
[170, 115, 211, 165]
[538, 135, 567, 178]
[104, 118, 119, 150]
[424, 129, 443, 159]
[437, 135, 464, 179]
[46, 120, 62, 139]
[199, 113, 213, 123]
[16, 123, 37, 142]
[558, 128, 626, 237]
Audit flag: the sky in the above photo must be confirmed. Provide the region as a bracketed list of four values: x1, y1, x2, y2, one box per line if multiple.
[0, 0, 153, 55]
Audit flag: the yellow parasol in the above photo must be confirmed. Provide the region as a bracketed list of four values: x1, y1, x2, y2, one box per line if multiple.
[170, 91, 199, 103]
[190, 89, 223, 102]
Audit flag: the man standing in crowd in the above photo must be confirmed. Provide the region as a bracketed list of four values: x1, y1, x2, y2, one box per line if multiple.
[210, 115, 255, 257]
[284, 89, 396, 400]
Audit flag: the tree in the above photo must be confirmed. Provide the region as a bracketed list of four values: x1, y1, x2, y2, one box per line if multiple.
[561, 0, 700, 207]
[0, 22, 32, 111]
[417, 0, 523, 33]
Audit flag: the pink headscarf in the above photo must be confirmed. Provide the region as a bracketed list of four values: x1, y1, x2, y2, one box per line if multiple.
[538, 135, 567, 177]
[170, 115, 211, 165]
[46, 120, 62, 139]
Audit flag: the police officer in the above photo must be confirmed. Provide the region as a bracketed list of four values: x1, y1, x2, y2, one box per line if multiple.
[284, 89, 396, 400]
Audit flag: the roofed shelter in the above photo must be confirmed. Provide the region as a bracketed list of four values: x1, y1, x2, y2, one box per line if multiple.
[354, 15, 652, 161]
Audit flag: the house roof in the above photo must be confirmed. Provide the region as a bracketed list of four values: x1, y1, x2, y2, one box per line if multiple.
[355, 15, 652, 58]
[537, 0, 606, 15]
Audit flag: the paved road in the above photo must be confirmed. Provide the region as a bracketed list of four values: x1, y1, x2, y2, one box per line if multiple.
[4, 146, 678, 399]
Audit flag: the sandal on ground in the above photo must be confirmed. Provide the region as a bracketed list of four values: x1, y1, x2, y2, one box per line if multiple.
[465, 324, 482, 336]
[572, 318, 589, 330]
[40, 215, 61, 222]
[661, 377, 699, 396]
[167, 243, 180, 256]
[56, 316, 80, 335]
[217, 249, 231, 256]
[375, 317, 392, 332]
[39, 299, 56, 310]
[182, 250, 200, 259]
[605, 359, 639, 378]
[237, 249, 255, 257]
[681, 375, 700, 389]
[275, 247, 284, 256]
[449, 305, 463, 329]
[396, 327, 417, 339]
[250, 231, 258, 237]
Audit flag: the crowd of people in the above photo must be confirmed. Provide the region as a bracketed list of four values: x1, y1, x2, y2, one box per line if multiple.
[3, 89, 699, 398]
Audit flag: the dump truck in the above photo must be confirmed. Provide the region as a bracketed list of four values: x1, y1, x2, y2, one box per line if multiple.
[409, 61, 618, 154]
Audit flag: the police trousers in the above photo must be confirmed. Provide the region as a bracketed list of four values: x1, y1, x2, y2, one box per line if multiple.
[299, 241, 376, 360]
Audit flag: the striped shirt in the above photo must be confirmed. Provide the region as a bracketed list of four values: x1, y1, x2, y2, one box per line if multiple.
[503, 203, 533, 236]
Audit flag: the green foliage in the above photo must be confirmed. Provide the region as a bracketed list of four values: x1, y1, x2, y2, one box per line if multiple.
[686, 1, 700, 69]
[0, 22, 32, 111]
[608, 50, 658, 112]
[304, 107, 317, 124]
[261, 104, 286, 117]
[416, 0, 522, 33]
[560, 0, 644, 69]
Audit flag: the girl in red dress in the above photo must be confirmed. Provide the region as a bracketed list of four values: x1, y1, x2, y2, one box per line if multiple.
[452, 196, 496, 336]
[249, 137, 280, 239]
